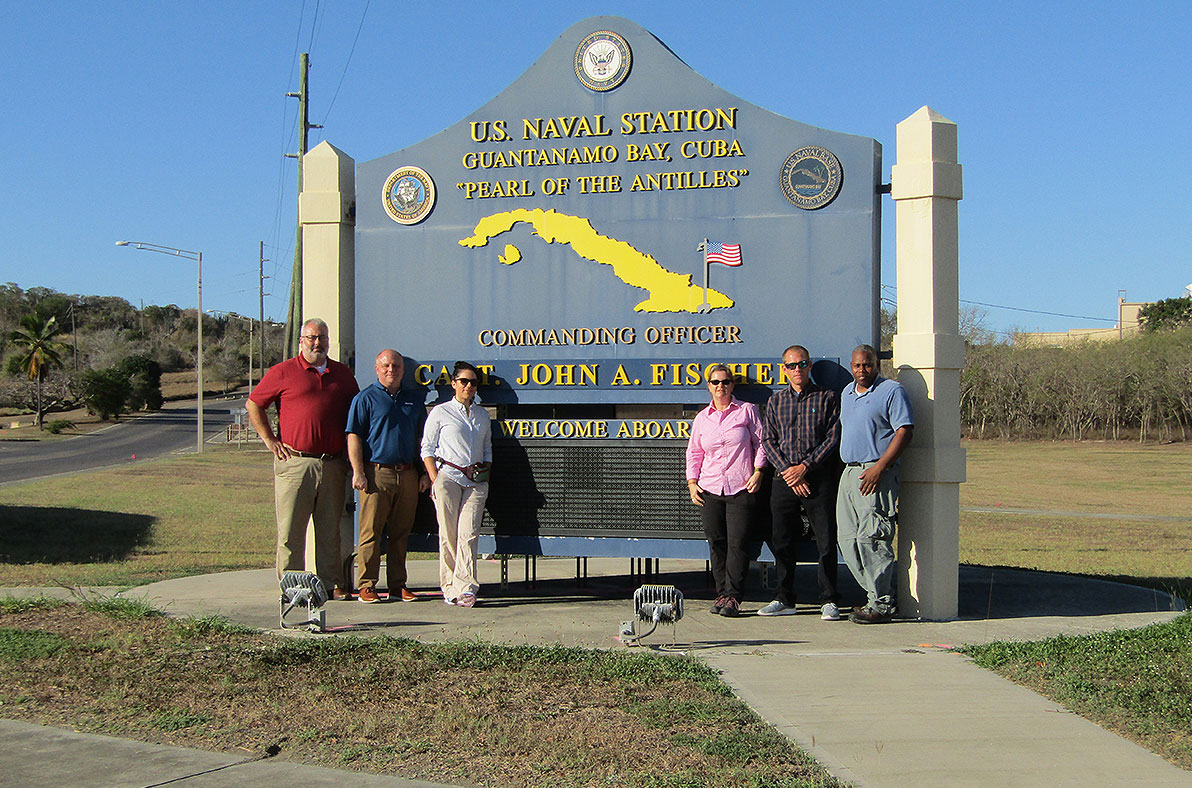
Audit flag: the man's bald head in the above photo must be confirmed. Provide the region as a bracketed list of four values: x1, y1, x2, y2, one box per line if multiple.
[375, 349, 404, 393]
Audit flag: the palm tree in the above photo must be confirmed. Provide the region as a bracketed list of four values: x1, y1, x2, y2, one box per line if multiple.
[9, 313, 68, 429]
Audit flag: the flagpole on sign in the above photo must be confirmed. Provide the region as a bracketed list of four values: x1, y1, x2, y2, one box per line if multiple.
[699, 238, 710, 313]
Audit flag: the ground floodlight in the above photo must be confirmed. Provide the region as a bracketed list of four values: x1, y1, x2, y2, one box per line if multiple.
[620, 584, 684, 645]
[279, 571, 328, 632]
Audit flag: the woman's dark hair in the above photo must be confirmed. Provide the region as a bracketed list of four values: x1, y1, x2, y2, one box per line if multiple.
[452, 360, 479, 380]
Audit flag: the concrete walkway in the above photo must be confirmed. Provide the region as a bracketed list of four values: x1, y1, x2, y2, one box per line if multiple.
[3, 559, 1189, 787]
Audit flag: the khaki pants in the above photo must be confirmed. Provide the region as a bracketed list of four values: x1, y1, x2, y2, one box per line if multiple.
[356, 465, 419, 591]
[274, 455, 348, 590]
[432, 475, 488, 601]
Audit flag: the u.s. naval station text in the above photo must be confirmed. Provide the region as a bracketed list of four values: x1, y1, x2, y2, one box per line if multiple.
[457, 106, 748, 199]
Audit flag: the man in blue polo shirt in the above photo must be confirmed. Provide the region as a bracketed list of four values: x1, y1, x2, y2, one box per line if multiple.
[837, 344, 914, 624]
[346, 349, 431, 604]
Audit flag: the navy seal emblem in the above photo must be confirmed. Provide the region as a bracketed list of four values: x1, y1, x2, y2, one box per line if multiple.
[780, 147, 843, 210]
[383, 166, 435, 225]
[574, 31, 631, 92]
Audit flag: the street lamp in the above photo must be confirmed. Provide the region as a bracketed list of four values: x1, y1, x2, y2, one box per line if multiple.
[116, 240, 205, 453]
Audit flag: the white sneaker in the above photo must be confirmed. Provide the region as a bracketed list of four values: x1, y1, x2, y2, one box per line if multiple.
[821, 602, 840, 621]
[757, 600, 797, 616]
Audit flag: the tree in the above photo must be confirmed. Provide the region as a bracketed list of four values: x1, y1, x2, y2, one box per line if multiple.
[8, 313, 68, 429]
[120, 354, 163, 411]
[1139, 296, 1192, 333]
[959, 304, 997, 346]
[80, 367, 131, 420]
[209, 342, 247, 392]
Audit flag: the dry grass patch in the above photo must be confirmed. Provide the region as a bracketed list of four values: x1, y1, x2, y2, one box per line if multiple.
[0, 599, 844, 788]
[961, 439, 1192, 517]
[960, 440, 1192, 601]
[0, 452, 275, 586]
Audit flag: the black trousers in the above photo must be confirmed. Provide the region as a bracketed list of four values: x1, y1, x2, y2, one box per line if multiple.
[700, 489, 756, 600]
[769, 469, 839, 605]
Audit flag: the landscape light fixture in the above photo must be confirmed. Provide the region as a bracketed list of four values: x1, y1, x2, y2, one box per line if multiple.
[279, 571, 328, 632]
[115, 240, 204, 452]
[619, 584, 684, 646]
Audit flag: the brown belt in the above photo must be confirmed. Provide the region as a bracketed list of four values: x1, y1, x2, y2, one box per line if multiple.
[373, 462, 413, 471]
[290, 450, 343, 460]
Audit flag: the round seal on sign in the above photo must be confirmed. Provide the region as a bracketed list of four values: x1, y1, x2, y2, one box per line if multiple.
[383, 166, 435, 225]
[780, 147, 843, 210]
[574, 30, 631, 92]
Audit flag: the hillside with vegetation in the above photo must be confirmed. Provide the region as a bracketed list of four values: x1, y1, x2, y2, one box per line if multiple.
[0, 283, 284, 427]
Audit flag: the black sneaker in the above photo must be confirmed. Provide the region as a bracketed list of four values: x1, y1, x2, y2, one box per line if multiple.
[719, 597, 741, 617]
[709, 596, 727, 614]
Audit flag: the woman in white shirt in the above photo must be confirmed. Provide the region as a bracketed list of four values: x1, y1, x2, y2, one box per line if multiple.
[421, 361, 492, 608]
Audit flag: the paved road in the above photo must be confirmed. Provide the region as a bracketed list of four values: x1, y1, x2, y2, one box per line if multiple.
[0, 399, 241, 485]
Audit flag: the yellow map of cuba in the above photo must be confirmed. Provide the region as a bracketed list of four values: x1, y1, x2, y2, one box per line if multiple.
[458, 208, 733, 313]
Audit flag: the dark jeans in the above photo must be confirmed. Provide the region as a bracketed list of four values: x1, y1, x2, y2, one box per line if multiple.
[769, 469, 839, 605]
[701, 489, 757, 600]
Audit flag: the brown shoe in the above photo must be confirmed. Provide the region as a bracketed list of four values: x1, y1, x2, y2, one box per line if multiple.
[358, 586, 379, 604]
[849, 606, 894, 624]
[399, 587, 418, 603]
[332, 587, 351, 601]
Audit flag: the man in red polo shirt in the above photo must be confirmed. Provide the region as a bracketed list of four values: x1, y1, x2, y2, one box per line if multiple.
[247, 317, 359, 598]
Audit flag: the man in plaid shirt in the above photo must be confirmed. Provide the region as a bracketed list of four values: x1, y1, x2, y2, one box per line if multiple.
[759, 345, 843, 620]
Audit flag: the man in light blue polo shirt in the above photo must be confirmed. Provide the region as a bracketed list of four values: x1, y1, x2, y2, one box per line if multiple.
[837, 344, 914, 624]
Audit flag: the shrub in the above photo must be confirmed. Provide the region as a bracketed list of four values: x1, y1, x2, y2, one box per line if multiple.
[80, 367, 130, 420]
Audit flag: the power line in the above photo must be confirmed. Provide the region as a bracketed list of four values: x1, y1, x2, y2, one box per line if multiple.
[320, 0, 371, 126]
[959, 298, 1116, 323]
[306, 0, 322, 53]
[880, 283, 1117, 323]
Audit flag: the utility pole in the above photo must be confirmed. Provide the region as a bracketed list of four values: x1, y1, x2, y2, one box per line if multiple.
[70, 301, 78, 373]
[259, 241, 268, 377]
[283, 52, 322, 357]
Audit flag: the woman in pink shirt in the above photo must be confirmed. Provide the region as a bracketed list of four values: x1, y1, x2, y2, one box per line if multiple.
[686, 364, 767, 617]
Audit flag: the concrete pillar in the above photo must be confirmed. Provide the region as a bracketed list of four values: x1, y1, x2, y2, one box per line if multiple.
[890, 107, 965, 620]
[298, 140, 358, 583]
[299, 140, 356, 368]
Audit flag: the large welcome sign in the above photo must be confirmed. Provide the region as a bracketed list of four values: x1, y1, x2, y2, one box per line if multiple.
[356, 16, 880, 404]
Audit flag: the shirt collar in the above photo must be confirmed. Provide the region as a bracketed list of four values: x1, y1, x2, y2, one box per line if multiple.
[788, 381, 821, 398]
[366, 381, 399, 401]
[296, 354, 327, 374]
[849, 376, 885, 397]
[704, 397, 742, 416]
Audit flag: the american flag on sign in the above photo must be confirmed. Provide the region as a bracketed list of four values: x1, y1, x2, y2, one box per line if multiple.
[705, 242, 742, 266]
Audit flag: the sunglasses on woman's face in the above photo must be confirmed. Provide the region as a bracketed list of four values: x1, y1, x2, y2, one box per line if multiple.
[455, 377, 479, 386]
[708, 378, 732, 386]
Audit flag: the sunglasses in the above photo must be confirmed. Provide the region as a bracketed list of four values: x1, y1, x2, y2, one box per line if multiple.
[782, 360, 810, 370]
[455, 377, 479, 386]
[708, 378, 733, 386]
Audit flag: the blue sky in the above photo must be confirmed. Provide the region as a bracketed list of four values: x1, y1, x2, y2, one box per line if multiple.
[3, 1, 1189, 336]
